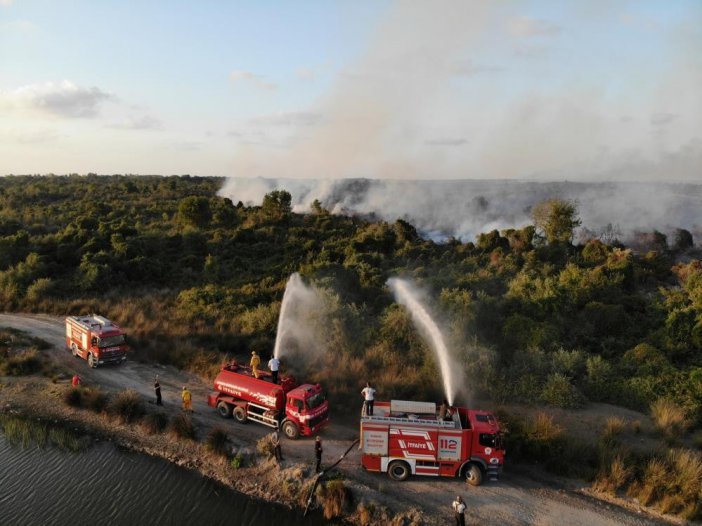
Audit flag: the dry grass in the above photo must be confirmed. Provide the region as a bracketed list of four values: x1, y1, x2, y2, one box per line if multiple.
[316, 479, 351, 520]
[109, 389, 145, 424]
[140, 412, 169, 434]
[169, 413, 196, 440]
[206, 426, 229, 457]
[593, 455, 632, 494]
[601, 416, 627, 441]
[256, 433, 275, 459]
[650, 398, 689, 443]
[527, 412, 564, 442]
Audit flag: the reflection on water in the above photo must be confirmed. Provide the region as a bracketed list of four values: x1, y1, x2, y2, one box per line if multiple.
[0, 436, 325, 526]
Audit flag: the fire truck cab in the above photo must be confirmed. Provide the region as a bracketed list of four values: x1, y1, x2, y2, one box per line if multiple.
[360, 400, 504, 486]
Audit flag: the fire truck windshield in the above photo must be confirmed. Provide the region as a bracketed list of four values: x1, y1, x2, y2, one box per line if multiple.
[98, 335, 125, 347]
[306, 392, 325, 410]
[479, 433, 497, 448]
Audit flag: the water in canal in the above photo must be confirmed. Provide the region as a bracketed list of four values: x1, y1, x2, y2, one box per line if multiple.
[0, 435, 326, 525]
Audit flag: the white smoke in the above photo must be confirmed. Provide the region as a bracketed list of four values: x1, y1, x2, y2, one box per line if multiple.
[220, 177, 702, 243]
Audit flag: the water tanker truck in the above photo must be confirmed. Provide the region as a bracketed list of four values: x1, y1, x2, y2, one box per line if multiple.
[360, 400, 504, 485]
[66, 315, 129, 368]
[207, 362, 329, 439]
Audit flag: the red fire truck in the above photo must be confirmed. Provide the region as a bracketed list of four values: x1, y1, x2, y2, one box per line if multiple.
[208, 362, 329, 440]
[65, 315, 129, 368]
[360, 400, 504, 485]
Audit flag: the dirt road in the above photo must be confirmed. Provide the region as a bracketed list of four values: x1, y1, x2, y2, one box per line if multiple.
[0, 313, 675, 526]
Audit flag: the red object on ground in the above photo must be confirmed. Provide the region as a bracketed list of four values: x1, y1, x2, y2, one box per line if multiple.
[360, 400, 505, 486]
[207, 362, 329, 440]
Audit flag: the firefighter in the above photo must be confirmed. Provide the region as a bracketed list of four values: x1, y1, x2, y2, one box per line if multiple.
[361, 381, 376, 416]
[271, 429, 283, 462]
[314, 436, 323, 473]
[439, 398, 452, 421]
[181, 386, 192, 413]
[154, 375, 162, 406]
[71, 374, 82, 388]
[250, 351, 261, 379]
[452, 495, 466, 526]
[268, 355, 280, 384]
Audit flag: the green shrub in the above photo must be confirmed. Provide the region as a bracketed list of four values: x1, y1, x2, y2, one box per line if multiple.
[540, 373, 586, 409]
[82, 387, 109, 413]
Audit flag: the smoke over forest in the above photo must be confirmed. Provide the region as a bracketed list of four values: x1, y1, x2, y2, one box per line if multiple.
[219, 177, 702, 243]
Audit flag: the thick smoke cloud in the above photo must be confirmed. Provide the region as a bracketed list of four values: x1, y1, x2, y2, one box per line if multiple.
[220, 177, 702, 243]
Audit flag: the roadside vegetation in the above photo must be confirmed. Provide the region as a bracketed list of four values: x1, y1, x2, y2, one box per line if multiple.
[1, 174, 701, 520]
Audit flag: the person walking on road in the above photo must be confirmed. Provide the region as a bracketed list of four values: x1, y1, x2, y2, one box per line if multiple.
[361, 382, 376, 416]
[272, 429, 283, 462]
[314, 436, 323, 473]
[268, 355, 280, 384]
[452, 495, 466, 526]
[250, 351, 261, 379]
[181, 386, 192, 413]
[154, 375, 162, 406]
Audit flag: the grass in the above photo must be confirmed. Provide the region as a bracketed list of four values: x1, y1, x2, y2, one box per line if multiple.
[650, 398, 689, 444]
[601, 416, 627, 442]
[256, 433, 275, 458]
[593, 454, 632, 494]
[316, 479, 351, 520]
[0, 414, 83, 452]
[63, 386, 109, 413]
[141, 412, 169, 434]
[2, 349, 42, 376]
[206, 426, 229, 456]
[109, 389, 145, 424]
[169, 413, 196, 440]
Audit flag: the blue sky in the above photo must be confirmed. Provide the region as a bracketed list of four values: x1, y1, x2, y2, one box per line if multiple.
[0, 0, 700, 181]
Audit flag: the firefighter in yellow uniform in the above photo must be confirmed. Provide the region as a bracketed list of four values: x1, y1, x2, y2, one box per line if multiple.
[181, 386, 192, 413]
[250, 351, 261, 379]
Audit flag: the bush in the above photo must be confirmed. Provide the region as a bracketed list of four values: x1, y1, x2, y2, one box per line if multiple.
[169, 413, 196, 440]
[601, 416, 626, 442]
[540, 373, 586, 409]
[316, 479, 351, 520]
[650, 398, 689, 443]
[64, 387, 83, 408]
[256, 433, 275, 458]
[2, 349, 42, 376]
[141, 412, 169, 434]
[82, 387, 109, 413]
[206, 427, 229, 456]
[593, 455, 632, 494]
[110, 389, 145, 424]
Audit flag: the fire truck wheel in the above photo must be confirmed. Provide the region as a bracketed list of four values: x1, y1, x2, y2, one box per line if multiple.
[464, 464, 483, 486]
[233, 406, 248, 423]
[281, 420, 299, 440]
[88, 353, 97, 368]
[388, 461, 411, 481]
[217, 402, 233, 418]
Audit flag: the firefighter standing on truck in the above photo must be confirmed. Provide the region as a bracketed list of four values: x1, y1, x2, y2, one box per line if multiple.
[181, 386, 192, 413]
[250, 351, 261, 379]
[361, 382, 376, 416]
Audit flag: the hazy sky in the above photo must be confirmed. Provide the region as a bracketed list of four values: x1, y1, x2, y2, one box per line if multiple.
[1, 0, 700, 181]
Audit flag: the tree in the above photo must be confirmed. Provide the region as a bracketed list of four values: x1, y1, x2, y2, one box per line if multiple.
[261, 190, 292, 220]
[177, 196, 211, 228]
[532, 199, 581, 245]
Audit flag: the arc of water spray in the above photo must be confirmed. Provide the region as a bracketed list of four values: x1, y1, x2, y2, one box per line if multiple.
[387, 278, 456, 405]
[273, 273, 301, 360]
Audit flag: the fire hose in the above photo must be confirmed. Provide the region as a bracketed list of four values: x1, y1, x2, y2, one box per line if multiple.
[303, 438, 360, 517]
